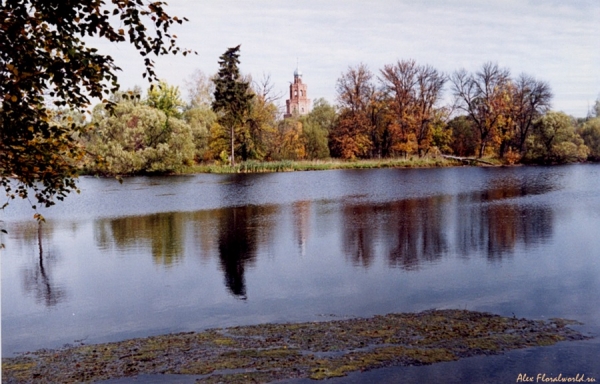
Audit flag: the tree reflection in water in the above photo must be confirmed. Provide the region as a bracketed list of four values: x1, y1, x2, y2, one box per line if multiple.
[88, 176, 554, 298]
[216, 205, 277, 300]
[339, 181, 553, 270]
[93, 205, 278, 299]
[95, 212, 185, 266]
[21, 222, 66, 307]
[340, 196, 450, 270]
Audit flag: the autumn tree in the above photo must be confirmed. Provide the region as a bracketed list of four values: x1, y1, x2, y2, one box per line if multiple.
[450, 63, 511, 158]
[448, 115, 478, 157]
[183, 70, 218, 161]
[1, 0, 193, 211]
[212, 45, 253, 166]
[330, 64, 376, 159]
[184, 107, 218, 162]
[380, 60, 446, 157]
[511, 74, 553, 153]
[271, 119, 306, 160]
[243, 75, 279, 161]
[429, 108, 453, 155]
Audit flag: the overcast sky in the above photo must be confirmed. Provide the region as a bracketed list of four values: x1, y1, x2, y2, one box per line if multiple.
[99, 0, 599, 117]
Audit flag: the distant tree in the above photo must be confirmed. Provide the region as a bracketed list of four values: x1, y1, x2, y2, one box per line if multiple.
[330, 64, 376, 159]
[380, 60, 447, 157]
[85, 99, 194, 175]
[511, 74, 553, 153]
[448, 115, 478, 157]
[252, 73, 283, 105]
[184, 107, 218, 162]
[300, 98, 336, 159]
[578, 117, 600, 161]
[185, 69, 215, 109]
[244, 81, 279, 161]
[272, 119, 306, 160]
[336, 63, 376, 113]
[330, 111, 373, 159]
[429, 108, 453, 155]
[1, 0, 192, 211]
[450, 63, 512, 158]
[366, 97, 395, 158]
[145, 80, 185, 119]
[212, 45, 253, 166]
[524, 111, 588, 164]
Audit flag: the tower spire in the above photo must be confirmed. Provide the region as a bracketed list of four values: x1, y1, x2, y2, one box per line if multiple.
[294, 57, 303, 79]
[285, 59, 310, 118]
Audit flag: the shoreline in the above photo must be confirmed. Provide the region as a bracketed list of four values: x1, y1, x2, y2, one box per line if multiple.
[179, 157, 462, 174]
[82, 156, 499, 178]
[2, 309, 591, 383]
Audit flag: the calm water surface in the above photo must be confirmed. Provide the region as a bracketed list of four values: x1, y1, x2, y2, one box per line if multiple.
[2, 165, 600, 379]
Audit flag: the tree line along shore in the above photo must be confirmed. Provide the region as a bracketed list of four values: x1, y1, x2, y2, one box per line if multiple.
[55, 52, 600, 178]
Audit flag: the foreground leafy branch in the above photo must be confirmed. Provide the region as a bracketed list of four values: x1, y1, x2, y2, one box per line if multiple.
[0, 0, 194, 212]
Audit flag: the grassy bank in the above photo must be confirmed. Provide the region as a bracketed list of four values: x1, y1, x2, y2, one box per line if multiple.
[180, 156, 467, 174]
[2, 309, 590, 383]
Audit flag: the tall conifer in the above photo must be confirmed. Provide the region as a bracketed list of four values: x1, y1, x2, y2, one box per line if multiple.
[212, 45, 253, 166]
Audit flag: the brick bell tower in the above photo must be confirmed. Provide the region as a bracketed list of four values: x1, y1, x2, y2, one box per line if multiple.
[284, 63, 311, 118]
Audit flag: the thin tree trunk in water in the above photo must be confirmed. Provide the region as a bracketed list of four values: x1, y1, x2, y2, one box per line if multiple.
[230, 125, 235, 166]
[38, 221, 43, 259]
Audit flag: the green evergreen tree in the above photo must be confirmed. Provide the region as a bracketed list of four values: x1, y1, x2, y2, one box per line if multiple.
[211, 45, 253, 166]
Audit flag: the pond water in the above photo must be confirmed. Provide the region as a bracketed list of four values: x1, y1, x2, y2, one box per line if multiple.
[2, 165, 600, 379]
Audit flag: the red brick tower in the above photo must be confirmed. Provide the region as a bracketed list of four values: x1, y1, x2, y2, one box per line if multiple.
[284, 65, 311, 118]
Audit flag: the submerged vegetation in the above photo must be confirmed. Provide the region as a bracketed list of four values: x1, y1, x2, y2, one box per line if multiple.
[2, 309, 591, 383]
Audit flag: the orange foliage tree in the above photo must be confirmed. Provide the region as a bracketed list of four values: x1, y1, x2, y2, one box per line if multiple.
[380, 60, 446, 157]
[450, 63, 512, 158]
[329, 64, 376, 159]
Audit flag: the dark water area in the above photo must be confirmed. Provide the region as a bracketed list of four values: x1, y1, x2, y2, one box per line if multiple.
[2, 165, 600, 381]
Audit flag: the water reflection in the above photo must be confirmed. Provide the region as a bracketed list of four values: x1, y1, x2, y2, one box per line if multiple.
[21, 223, 66, 307]
[457, 185, 554, 261]
[5, 165, 599, 361]
[476, 173, 558, 203]
[292, 201, 311, 257]
[385, 195, 450, 270]
[93, 205, 278, 299]
[13, 168, 557, 307]
[458, 202, 554, 262]
[216, 206, 277, 299]
[86, 182, 555, 297]
[339, 195, 449, 271]
[339, 188, 553, 270]
[341, 204, 381, 268]
[95, 213, 185, 266]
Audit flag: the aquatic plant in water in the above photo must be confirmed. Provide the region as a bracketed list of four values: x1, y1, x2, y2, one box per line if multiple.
[2, 309, 591, 383]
